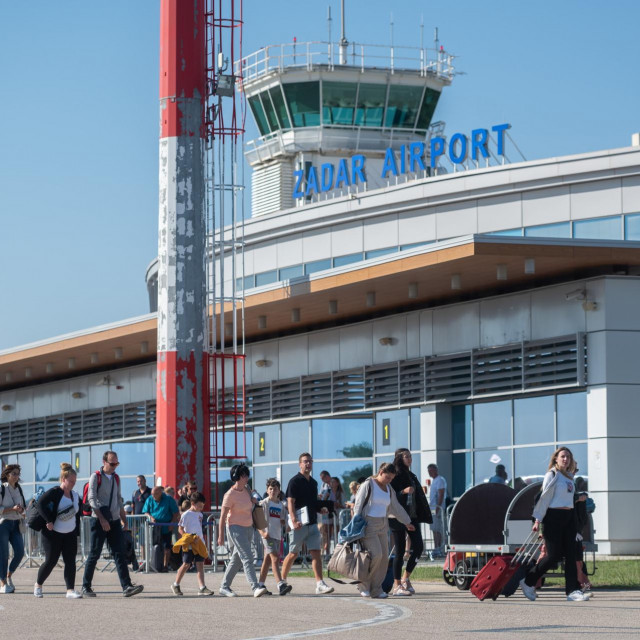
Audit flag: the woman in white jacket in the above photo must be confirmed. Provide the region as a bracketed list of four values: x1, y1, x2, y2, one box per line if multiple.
[353, 463, 414, 599]
[519, 447, 589, 602]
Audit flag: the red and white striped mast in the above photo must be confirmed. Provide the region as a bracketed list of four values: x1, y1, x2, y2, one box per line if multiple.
[156, 0, 209, 503]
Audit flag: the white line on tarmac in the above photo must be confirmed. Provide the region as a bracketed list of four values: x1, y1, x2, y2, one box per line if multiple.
[243, 597, 411, 640]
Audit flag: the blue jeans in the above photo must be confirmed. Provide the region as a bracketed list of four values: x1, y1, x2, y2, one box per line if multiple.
[0, 519, 24, 581]
[221, 525, 259, 591]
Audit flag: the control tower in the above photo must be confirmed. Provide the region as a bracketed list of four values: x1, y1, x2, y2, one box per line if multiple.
[237, 23, 455, 216]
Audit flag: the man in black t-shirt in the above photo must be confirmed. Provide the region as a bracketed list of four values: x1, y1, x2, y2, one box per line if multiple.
[281, 453, 334, 594]
[132, 475, 151, 515]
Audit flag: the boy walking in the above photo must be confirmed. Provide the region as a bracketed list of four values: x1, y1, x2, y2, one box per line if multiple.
[258, 479, 292, 596]
[171, 492, 213, 596]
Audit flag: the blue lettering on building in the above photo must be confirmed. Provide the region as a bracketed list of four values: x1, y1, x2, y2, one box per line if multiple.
[293, 124, 511, 198]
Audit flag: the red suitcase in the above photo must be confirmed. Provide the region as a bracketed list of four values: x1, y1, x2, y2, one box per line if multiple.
[470, 555, 520, 601]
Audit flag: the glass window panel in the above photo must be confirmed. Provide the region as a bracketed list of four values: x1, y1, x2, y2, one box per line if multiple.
[473, 400, 511, 448]
[373, 455, 394, 471]
[410, 408, 421, 450]
[452, 452, 472, 497]
[333, 253, 363, 267]
[566, 443, 588, 484]
[514, 445, 555, 484]
[283, 82, 320, 127]
[269, 86, 291, 129]
[211, 468, 233, 508]
[557, 392, 587, 442]
[104, 441, 154, 476]
[452, 404, 472, 450]
[244, 275, 255, 290]
[305, 258, 331, 275]
[384, 85, 423, 129]
[624, 213, 640, 240]
[248, 96, 270, 136]
[216, 430, 252, 463]
[573, 216, 621, 240]
[282, 420, 310, 462]
[34, 482, 58, 495]
[119, 477, 141, 505]
[91, 446, 107, 471]
[254, 423, 280, 463]
[474, 449, 511, 486]
[20, 484, 35, 500]
[35, 450, 70, 483]
[514, 395, 555, 445]
[354, 83, 386, 127]
[375, 410, 409, 455]
[255, 270, 278, 286]
[524, 222, 571, 238]
[261, 93, 280, 131]
[71, 446, 91, 480]
[322, 81, 357, 125]
[416, 88, 440, 130]
[489, 228, 523, 237]
[313, 418, 372, 460]
[281, 463, 302, 492]
[279, 265, 304, 280]
[318, 460, 374, 491]
[252, 464, 280, 498]
[365, 247, 396, 260]
[400, 241, 432, 250]
[18, 453, 34, 483]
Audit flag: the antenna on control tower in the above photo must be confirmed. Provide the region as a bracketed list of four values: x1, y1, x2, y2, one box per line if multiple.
[339, 0, 348, 64]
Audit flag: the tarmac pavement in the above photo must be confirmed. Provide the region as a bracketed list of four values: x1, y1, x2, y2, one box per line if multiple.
[1, 568, 638, 640]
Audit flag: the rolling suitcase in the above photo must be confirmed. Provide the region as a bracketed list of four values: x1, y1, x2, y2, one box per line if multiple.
[470, 531, 540, 601]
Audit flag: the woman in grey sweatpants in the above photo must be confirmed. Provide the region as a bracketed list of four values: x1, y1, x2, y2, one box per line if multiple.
[353, 463, 414, 599]
[217, 464, 268, 598]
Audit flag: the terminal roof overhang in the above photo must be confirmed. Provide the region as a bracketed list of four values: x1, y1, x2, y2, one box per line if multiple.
[3, 235, 640, 390]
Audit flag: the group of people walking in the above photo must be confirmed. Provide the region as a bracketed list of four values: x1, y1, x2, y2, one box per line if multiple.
[0, 445, 591, 603]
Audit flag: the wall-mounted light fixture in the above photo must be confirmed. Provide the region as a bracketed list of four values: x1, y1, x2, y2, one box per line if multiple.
[451, 274, 461, 290]
[378, 336, 395, 346]
[255, 359, 271, 368]
[564, 288, 598, 311]
[96, 375, 113, 387]
[1, 404, 12, 411]
[408, 282, 418, 299]
[71, 391, 84, 399]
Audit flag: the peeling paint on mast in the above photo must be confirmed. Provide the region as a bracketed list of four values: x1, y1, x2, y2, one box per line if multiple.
[156, 0, 208, 502]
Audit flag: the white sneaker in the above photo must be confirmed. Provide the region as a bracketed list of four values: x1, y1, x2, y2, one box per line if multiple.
[1, 584, 15, 594]
[374, 592, 388, 599]
[359, 590, 371, 598]
[393, 585, 412, 596]
[567, 590, 590, 601]
[66, 591, 83, 599]
[34, 585, 43, 598]
[519, 579, 537, 601]
[315, 581, 334, 595]
[219, 586, 237, 597]
[253, 586, 268, 598]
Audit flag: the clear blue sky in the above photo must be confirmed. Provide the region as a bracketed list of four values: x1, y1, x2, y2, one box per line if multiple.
[1, 0, 639, 350]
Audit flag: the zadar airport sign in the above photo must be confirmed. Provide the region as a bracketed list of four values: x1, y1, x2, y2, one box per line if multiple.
[293, 123, 511, 199]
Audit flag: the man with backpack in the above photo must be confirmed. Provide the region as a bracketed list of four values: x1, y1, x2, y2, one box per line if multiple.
[81, 450, 144, 597]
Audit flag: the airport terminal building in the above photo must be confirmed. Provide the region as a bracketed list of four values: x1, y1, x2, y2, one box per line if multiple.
[2, 42, 640, 555]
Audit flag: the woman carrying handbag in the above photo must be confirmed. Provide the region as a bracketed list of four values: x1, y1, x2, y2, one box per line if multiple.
[353, 462, 414, 599]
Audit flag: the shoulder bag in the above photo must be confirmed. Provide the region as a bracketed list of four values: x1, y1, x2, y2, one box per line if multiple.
[327, 541, 372, 584]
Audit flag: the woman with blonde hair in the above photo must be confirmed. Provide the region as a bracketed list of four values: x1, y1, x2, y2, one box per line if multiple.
[0, 464, 26, 593]
[33, 463, 83, 598]
[520, 447, 589, 602]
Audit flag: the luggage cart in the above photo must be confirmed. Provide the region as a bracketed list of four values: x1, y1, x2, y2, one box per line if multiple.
[442, 482, 597, 593]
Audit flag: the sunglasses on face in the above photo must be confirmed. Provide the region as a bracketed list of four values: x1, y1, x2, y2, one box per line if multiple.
[106, 461, 119, 467]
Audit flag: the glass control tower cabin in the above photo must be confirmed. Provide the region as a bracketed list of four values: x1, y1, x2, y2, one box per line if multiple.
[239, 39, 455, 216]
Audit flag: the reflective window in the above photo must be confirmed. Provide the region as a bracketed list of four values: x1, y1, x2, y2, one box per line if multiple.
[312, 418, 372, 460]
[110, 441, 154, 476]
[35, 450, 70, 484]
[514, 396, 554, 445]
[317, 460, 373, 491]
[91, 446, 107, 471]
[279, 265, 304, 280]
[524, 222, 571, 238]
[252, 464, 280, 497]
[410, 408, 421, 450]
[215, 429, 252, 464]
[248, 96, 269, 136]
[354, 83, 386, 127]
[281, 463, 302, 492]
[624, 213, 640, 240]
[283, 82, 320, 127]
[365, 247, 396, 260]
[333, 253, 363, 267]
[452, 405, 472, 450]
[474, 449, 511, 485]
[261, 93, 280, 131]
[255, 270, 278, 287]
[305, 258, 332, 275]
[269, 86, 291, 129]
[254, 423, 280, 464]
[474, 400, 511, 448]
[385, 85, 423, 129]
[119, 477, 141, 503]
[322, 81, 357, 125]
[282, 421, 310, 462]
[573, 215, 622, 240]
[18, 453, 34, 483]
[566, 442, 588, 481]
[452, 452, 472, 497]
[514, 445, 556, 483]
[20, 484, 35, 499]
[400, 241, 432, 250]
[375, 410, 409, 454]
[373, 455, 394, 472]
[490, 228, 523, 237]
[557, 392, 587, 441]
[416, 88, 440, 130]
[211, 467, 232, 507]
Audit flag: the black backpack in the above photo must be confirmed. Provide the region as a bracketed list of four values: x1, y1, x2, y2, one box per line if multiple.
[26, 495, 46, 532]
